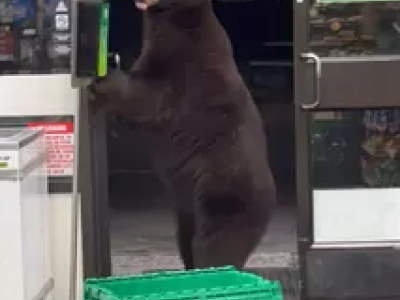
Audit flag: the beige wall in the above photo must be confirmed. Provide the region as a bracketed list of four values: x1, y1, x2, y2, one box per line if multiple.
[0, 75, 83, 300]
[50, 194, 83, 300]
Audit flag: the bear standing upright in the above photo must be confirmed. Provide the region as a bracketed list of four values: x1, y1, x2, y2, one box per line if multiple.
[89, 0, 276, 270]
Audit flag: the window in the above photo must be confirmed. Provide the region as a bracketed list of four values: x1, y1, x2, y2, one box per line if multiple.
[312, 109, 400, 188]
[310, 1, 400, 56]
[0, 0, 71, 75]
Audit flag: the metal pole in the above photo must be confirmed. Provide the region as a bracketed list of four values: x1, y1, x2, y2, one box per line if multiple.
[69, 1, 80, 297]
[69, 85, 81, 300]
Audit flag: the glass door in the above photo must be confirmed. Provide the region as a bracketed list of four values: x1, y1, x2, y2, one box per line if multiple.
[295, 0, 400, 299]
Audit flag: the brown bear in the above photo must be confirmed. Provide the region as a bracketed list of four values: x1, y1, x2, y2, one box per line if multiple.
[88, 0, 276, 270]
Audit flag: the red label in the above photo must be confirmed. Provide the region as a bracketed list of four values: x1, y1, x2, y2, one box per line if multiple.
[28, 122, 74, 177]
[27, 122, 73, 134]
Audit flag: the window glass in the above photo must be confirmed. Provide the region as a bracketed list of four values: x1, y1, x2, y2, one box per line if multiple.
[309, 1, 400, 57]
[0, 0, 71, 74]
[311, 109, 400, 188]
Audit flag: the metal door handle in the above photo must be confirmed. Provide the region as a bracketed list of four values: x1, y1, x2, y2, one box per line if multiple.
[300, 52, 321, 109]
[108, 52, 121, 70]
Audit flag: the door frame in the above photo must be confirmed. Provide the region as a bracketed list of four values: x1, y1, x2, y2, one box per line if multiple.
[79, 88, 112, 279]
[72, 0, 112, 278]
[294, 0, 400, 299]
[294, 0, 312, 298]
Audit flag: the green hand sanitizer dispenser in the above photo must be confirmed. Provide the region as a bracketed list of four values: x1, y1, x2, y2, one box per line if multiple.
[72, 0, 110, 82]
[97, 1, 110, 77]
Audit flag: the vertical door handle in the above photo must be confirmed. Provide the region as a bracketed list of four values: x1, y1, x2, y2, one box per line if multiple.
[108, 52, 121, 70]
[300, 52, 321, 110]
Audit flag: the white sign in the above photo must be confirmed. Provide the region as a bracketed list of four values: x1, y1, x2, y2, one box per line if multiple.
[313, 188, 400, 246]
[53, 33, 71, 42]
[55, 14, 69, 30]
[55, 1, 68, 12]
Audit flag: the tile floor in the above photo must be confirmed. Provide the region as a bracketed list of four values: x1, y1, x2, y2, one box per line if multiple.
[109, 206, 299, 299]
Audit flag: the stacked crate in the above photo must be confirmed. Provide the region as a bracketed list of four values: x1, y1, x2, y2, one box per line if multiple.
[85, 266, 283, 300]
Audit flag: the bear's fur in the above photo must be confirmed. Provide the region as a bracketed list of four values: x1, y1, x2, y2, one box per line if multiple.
[89, 0, 276, 270]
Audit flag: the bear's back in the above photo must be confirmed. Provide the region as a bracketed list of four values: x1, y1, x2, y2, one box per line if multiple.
[132, 0, 271, 200]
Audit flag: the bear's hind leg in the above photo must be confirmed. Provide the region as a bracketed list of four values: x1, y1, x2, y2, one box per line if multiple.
[175, 210, 195, 270]
[192, 196, 269, 270]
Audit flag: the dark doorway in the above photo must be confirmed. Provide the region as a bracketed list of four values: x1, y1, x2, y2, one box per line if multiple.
[104, 0, 298, 298]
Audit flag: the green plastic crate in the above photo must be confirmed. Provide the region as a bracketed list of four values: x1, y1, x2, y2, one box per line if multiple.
[84, 266, 283, 300]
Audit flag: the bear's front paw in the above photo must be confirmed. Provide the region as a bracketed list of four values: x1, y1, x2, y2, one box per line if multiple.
[86, 69, 131, 114]
[87, 75, 108, 99]
[87, 76, 108, 114]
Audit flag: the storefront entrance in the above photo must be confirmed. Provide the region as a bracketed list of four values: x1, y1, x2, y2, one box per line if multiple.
[76, 0, 400, 299]
[295, 0, 400, 299]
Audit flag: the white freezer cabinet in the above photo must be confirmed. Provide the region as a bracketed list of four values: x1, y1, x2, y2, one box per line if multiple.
[0, 128, 53, 300]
